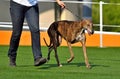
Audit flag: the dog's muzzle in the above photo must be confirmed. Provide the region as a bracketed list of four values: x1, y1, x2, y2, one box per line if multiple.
[87, 29, 94, 35]
[91, 29, 94, 34]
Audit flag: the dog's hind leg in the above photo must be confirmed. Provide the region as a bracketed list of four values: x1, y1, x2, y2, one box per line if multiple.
[47, 46, 54, 60]
[53, 34, 62, 67]
[53, 47, 62, 67]
[58, 35, 62, 45]
[44, 36, 54, 60]
[67, 42, 74, 63]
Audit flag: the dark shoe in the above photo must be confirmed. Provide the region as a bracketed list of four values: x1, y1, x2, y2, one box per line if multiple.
[34, 57, 47, 66]
[9, 56, 16, 67]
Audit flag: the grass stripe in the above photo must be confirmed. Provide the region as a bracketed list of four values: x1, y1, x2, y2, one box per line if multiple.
[0, 46, 120, 79]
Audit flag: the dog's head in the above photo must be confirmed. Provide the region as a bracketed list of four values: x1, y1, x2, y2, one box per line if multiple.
[81, 19, 94, 35]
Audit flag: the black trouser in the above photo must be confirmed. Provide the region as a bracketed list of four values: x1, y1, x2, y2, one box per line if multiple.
[8, 0, 42, 60]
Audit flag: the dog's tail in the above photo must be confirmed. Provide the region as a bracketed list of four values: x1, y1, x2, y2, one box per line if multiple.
[43, 38, 51, 47]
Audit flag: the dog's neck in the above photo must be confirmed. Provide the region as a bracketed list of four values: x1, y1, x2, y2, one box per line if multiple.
[80, 28, 85, 34]
[76, 28, 85, 40]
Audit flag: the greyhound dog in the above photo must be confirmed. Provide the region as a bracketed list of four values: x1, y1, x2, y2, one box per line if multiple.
[44, 19, 94, 68]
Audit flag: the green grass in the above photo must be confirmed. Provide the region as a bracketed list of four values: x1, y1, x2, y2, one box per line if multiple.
[0, 46, 120, 79]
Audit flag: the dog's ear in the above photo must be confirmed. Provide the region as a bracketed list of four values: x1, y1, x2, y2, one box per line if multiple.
[81, 19, 87, 25]
[80, 20, 84, 27]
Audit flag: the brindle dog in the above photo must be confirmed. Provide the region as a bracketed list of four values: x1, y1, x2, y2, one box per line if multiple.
[44, 19, 94, 68]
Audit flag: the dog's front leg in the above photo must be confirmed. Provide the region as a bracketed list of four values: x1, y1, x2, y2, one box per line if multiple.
[67, 42, 74, 63]
[81, 41, 91, 69]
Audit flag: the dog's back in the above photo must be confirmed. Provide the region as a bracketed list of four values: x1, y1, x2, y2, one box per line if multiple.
[48, 20, 83, 43]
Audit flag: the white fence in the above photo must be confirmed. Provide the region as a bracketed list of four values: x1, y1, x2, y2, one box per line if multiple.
[0, 1, 120, 47]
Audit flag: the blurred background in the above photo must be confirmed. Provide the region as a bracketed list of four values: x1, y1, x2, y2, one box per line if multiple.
[0, 0, 120, 47]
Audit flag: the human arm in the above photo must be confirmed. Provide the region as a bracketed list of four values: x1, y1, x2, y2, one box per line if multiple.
[56, 0, 66, 8]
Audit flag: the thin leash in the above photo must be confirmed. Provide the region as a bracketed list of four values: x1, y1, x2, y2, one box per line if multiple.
[63, 7, 81, 20]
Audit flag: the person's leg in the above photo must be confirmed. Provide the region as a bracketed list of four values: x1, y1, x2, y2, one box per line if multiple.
[25, 4, 46, 66]
[8, 1, 25, 66]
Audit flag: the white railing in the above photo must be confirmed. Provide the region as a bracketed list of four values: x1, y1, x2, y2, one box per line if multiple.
[0, 22, 48, 31]
[1, 1, 120, 47]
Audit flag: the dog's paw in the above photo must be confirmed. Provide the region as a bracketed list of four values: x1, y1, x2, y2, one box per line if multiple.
[59, 64, 63, 67]
[57, 63, 62, 67]
[86, 65, 91, 69]
[67, 57, 74, 63]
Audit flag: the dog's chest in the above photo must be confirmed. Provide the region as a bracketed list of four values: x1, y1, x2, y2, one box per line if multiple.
[76, 33, 85, 41]
[71, 29, 85, 43]
[75, 29, 85, 41]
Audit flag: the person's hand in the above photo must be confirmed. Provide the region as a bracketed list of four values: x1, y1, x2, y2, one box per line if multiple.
[56, 0, 66, 8]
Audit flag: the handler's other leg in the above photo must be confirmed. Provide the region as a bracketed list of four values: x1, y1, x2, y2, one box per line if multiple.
[25, 5, 47, 66]
[8, 1, 24, 67]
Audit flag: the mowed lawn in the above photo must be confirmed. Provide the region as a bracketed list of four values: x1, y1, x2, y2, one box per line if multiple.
[0, 46, 120, 79]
